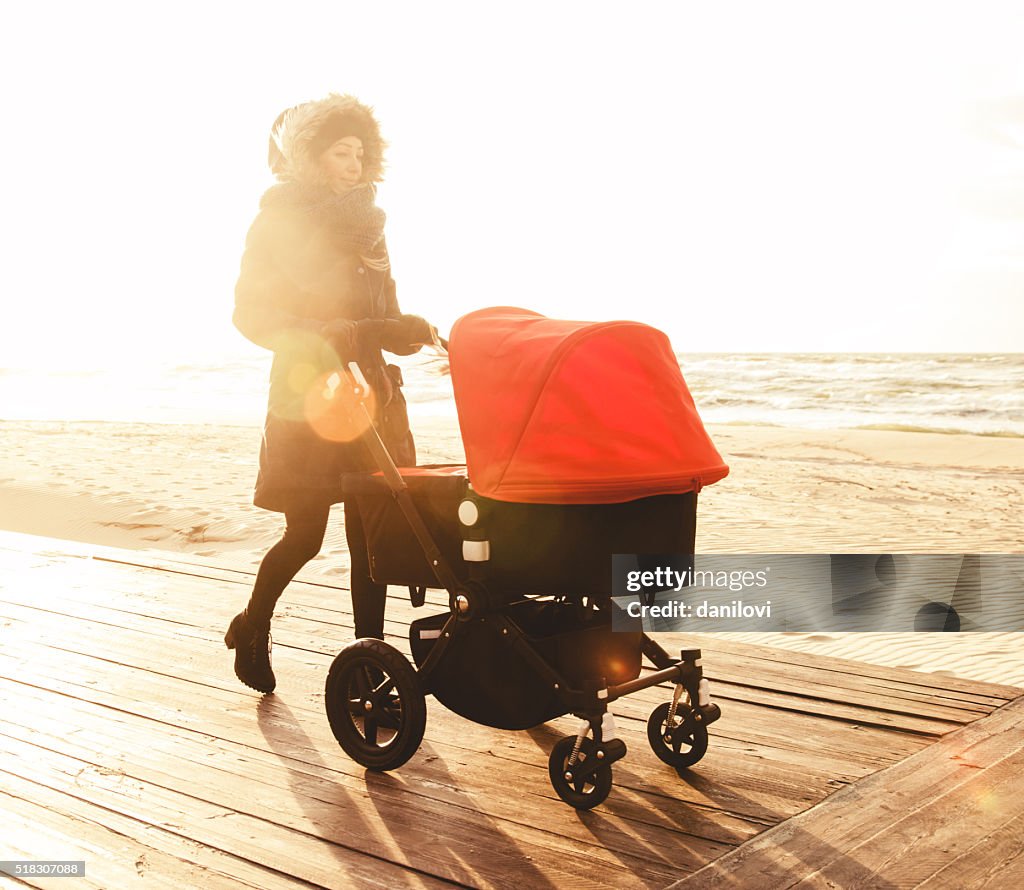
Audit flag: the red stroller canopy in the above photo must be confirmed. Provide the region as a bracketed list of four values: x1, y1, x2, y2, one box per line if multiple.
[447, 307, 729, 504]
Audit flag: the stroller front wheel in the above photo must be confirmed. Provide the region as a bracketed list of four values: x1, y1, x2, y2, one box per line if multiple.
[325, 639, 426, 771]
[548, 736, 613, 809]
[647, 701, 709, 770]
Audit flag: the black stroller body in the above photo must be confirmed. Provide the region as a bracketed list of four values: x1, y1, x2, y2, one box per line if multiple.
[325, 308, 729, 808]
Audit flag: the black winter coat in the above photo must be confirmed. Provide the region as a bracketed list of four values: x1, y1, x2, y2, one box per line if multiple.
[234, 193, 418, 513]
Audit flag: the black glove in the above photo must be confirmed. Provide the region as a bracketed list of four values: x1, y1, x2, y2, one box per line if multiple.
[322, 318, 358, 358]
[381, 314, 437, 355]
[402, 314, 436, 345]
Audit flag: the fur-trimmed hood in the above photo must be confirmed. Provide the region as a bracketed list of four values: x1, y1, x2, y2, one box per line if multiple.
[268, 94, 386, 185]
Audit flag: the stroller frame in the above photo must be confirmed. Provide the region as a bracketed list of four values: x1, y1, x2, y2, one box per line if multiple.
[324, 360, 722, 809]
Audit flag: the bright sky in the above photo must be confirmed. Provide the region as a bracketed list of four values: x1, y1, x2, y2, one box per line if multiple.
[2, 0, 1023, 370]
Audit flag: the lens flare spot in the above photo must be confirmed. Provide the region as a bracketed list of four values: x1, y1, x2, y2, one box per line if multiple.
[324, 371, 342, 398]
[305, 370, 377, 443]
[606, 657, 627, 683]
[288, 362, 318, 394]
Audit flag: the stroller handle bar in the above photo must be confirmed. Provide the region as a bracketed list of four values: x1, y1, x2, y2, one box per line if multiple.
[346, 362, 370, 398]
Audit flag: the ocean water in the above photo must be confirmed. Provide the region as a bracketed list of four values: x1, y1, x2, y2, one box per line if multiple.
[1, 352, 1022, 437]
[681, 353, 1024, 437]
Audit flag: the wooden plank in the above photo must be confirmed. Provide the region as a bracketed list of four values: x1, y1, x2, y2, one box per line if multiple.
[666, 633, 1024, 702]
[698, 681, 961, 736]
[4, 535, 1016, 711]
[0, 630, 929, 839]
[2, 547, 1013, 752]
[4, 547, 1016, 728]
[0, 581, 982, 737]
[2, 537, 1018, 888]
[684, 650, 1001, 717]
[914, 813, 1024, 889]
[0, 571, 949, 765]
[0, 777, 313, 890]
[0, 788, 179, 890]
[0, 610, 927, 818]
[0, 703, 675, 889]
[701, 646, 1016, 709]
[0, 575, 947, 785]
[0, 635, 939, 787]
[0, 655, 925, 884]
[0, 586, 986, 734]
[0, 656, 760, 856]
[607, 684, 929, 766]
[0, 636, 738, 884]
[668, 695, 1024, 889]
[0, 740, 451, 890]
[2, 618, 900, 850]
[120, 558, 1024, 701]
[815, 745, 1024, 887]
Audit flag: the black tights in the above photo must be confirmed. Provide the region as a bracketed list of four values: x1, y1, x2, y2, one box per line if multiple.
[246, 501, 387, 639]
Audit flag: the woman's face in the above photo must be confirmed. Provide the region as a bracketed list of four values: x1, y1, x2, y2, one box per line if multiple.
[318, 136, 364, 193]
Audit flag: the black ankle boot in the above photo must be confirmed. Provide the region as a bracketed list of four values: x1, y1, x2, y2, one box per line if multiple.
[224, 610, 276, 693]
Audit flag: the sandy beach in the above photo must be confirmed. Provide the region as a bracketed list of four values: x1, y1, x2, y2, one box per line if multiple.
[1, 417, 1022, 685]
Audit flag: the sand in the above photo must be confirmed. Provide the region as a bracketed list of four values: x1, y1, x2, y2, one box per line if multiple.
[1, 417, 1022, 685]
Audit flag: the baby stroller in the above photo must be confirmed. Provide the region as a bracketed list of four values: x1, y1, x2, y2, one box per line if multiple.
[325, 307, 729, 809]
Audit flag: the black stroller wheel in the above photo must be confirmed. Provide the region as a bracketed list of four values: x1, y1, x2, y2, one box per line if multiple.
[548, 736, 613, 810]
[647, 701, 709, 770]
[325, 639, 426, 771]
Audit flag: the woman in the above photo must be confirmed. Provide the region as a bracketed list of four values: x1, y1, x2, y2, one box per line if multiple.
[226, 94, 436, 693]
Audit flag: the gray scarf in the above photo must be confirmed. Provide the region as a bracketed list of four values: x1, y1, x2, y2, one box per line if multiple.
[260, 181, 386, 256]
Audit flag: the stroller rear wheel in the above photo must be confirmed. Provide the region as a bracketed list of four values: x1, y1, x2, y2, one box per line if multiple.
[325, 639, 426, 771]
[647, 701, 708, 771]
[548, 736, 613, 809]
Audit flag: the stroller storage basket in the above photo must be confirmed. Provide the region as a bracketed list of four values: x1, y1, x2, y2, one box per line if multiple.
[345, 467, 469, 589]
[346, 467, 698, 594]
[409, 600, 643, 730]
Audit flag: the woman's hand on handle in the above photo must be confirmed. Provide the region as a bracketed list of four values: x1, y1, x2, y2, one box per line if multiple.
[380, 314, 440, 355]
[326, 315, 445, 357]
[322, 318, 358, 358]
[398, 314, 437, 346]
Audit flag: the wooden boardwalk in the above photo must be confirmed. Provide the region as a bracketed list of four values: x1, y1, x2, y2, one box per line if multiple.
[0, 530, 1020, 889]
